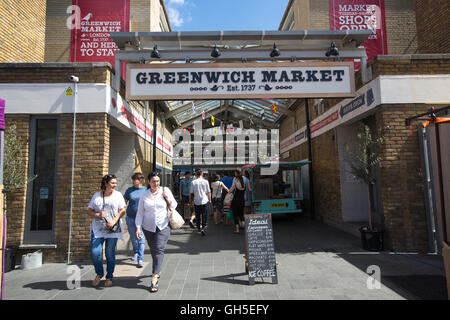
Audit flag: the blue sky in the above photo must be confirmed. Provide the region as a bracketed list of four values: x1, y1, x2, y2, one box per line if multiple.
[165, 0, 290, 31]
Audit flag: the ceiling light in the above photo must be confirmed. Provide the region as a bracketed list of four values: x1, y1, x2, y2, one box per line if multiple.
[270, 43, 281, 58]
[151, 45, 161, 59]
[325, 42, 339, 57]
[211, 45, 221, 58]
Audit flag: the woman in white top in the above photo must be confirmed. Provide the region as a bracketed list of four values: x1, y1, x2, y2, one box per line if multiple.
[136, 171, 177, 293]
[210, 175, 229, 225]
[87, 174, 126, 287]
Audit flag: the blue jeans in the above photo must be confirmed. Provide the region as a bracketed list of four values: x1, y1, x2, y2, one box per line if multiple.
[126, 216, 146, 261]
[90, 231, 118, 280]
[194, 204, 208, 230]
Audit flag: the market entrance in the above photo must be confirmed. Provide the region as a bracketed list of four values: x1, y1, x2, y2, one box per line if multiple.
[110, 29, 370, 218]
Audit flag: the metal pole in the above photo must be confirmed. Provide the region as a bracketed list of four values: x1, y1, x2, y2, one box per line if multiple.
[152, 101, 158, 172]
[305, 99, 315, 219]
[67, 81, 78, 264]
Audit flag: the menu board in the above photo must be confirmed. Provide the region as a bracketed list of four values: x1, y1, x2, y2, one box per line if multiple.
[245, 214, 278, 285]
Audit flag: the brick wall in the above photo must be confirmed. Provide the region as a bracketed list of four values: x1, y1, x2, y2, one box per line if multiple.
[416, 0, 450, 54]
[376, 104, 430, 252]
[0, 0, 47, 63]
[0, 63, 112, 84]
[283, 0, 418, 55]
[370, 55, 450, 79]
[384, 0, 418, 55]
[44, 0, 71, 62]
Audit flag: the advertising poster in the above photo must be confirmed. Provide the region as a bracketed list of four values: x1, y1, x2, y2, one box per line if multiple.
[70, 0, 130, 79]
[330, 0, 388, 70]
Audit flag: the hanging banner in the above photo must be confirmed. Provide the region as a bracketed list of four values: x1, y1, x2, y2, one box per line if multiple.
[70, 0, 130, 79]
[330, 0, 387, 70]
[127, 62, 355, 100]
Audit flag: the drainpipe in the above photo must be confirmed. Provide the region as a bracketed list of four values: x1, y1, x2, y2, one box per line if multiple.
[67, 76, 79, 264]
[152, 101, 158, 172]
[305, 99, 315, 219]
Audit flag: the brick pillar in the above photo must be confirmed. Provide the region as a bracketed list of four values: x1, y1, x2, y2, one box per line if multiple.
[376, 104, 430, 252]
[56, 113, 110, 262]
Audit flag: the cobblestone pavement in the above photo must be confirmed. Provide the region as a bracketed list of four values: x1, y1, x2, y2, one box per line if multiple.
[4, 215, 448, 300]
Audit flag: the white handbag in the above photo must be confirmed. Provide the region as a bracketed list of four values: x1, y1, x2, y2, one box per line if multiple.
[164, 187, 185, 230]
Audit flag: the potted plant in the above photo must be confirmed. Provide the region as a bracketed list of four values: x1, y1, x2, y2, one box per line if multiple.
[345, 123, 385, 251]
[2, 124, 37, 271]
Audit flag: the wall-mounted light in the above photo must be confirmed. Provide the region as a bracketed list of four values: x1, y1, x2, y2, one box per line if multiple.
[325, 42, 339, 57]
[270, 43, 281, 58]
[151, 45, 161, 59]
[211, 45, 221, 58]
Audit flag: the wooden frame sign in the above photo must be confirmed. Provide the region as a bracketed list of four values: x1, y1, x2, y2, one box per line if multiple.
[126, 62, 355, 100]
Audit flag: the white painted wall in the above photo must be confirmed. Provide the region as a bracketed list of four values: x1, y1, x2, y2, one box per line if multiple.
[337, 123, 370, 222]
[109, 128, 136, 195]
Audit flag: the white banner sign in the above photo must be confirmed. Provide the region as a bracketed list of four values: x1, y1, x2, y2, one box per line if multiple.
[126, 62, 355, 100]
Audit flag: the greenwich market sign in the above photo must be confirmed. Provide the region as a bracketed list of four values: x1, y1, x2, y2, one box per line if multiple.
[126, 62, 355, 100]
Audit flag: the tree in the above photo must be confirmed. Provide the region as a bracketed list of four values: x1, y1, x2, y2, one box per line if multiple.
[345, 123, 384, 230]
[2, 124, 37, 244]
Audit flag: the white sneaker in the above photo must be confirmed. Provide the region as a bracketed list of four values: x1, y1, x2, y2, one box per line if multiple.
[131, 254, 138, 262]
[137, 260, 144, 268]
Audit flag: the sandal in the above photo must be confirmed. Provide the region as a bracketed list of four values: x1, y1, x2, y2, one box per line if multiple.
[104, 279, 113, 287]
[92, 275, 102, 287]
[150, 276, 159, 293]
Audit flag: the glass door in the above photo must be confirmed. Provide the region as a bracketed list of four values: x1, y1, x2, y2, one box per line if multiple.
[24, 118, 59, 244]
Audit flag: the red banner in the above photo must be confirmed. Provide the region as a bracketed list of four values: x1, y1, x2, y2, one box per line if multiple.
[330, 0, 387, 70]
[70, 0, 129, 78]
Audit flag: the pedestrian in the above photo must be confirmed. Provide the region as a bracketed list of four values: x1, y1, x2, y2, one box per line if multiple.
[123, 172, 147, 268]
[228, 168, 246, 234]
[135, 171, 177, 293]
[243, 170, 252, 216]
[179, 171, 193, 223]
[88, 174, 126, 287]
[211, 174, 230, 224]
[190, 169, 211, 236]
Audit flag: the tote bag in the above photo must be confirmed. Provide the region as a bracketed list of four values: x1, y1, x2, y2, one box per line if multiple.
[164, 187, 185, 230]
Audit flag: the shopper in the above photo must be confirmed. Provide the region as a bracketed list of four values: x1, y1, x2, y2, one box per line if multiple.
[179, 171, 193, 222]
[136, 171, 177, 293]
[87, 174, 126, 287]
[228, 168, 246, 234]
[211, 175, 230, 224]
[243, 170, 252, 216]
[190, 169, 211, 236]
[123, 172, 147, 268]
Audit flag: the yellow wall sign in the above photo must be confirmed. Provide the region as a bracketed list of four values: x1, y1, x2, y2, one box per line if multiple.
[270, 203, 288, 208]
[66, 87, 73, 96]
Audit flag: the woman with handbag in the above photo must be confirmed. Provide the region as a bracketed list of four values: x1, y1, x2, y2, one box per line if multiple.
[87, 174, 126, 287]
[135, 171, 178, 293]
[228, 168, 246, 234]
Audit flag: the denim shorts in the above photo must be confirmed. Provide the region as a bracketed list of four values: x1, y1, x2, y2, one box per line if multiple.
[212, 198, 223, 212]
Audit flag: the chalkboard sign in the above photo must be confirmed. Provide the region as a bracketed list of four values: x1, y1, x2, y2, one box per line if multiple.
[245, 214, 278, 285]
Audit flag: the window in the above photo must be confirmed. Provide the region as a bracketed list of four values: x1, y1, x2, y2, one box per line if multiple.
[25, 117, 59, 244]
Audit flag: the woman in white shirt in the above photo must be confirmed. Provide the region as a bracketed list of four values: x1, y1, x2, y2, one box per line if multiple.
[87, 174, 126, 287]
[136, 171, 177, 293]
[210, 175, 229, 224]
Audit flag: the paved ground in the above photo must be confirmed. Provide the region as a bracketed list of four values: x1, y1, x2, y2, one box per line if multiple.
[3, 215, 448, 300]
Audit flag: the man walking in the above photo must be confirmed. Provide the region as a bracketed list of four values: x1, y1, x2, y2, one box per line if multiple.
[179, 171, 193, 222]
[190, 169, 211, 236]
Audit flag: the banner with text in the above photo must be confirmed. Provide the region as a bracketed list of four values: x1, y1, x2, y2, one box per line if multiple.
[330, 0, 387, 70]
[70, 0, 129, 78]
[127, 62, 355, 100]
